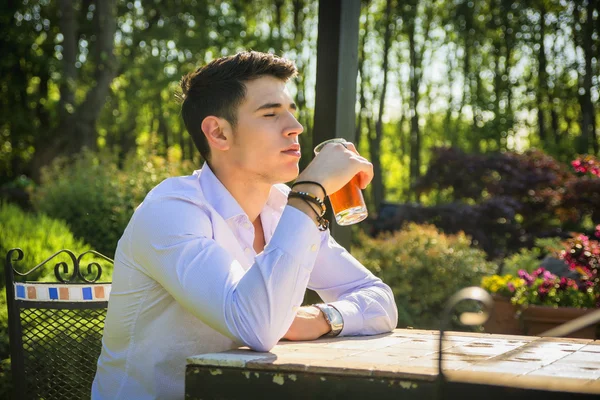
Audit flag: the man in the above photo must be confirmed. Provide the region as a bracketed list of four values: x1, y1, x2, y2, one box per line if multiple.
[92, 51, 397, 399]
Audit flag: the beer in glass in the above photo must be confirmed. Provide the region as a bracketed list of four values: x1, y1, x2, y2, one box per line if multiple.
[313, 138, 368, 225]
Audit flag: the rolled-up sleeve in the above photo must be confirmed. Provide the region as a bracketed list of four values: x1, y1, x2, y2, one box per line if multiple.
[308, 233, 398, 336]
[129, 195, 321, 352]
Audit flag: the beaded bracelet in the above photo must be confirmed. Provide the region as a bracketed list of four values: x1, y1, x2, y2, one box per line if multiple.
[291, 181, 327, 198]
[288, 191, 326, 216]
[298, 197, 330, 231]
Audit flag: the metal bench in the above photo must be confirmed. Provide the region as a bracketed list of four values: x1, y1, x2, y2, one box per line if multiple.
[5, 248, 113, 400]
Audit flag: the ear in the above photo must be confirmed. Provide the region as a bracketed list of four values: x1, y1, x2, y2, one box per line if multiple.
[201, 116, 232, 152]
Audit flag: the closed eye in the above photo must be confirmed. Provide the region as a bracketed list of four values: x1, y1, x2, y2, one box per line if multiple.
[263, 113, 276, 117]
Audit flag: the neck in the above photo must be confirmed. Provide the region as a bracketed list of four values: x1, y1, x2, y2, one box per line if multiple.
[208, 161, 272, 223]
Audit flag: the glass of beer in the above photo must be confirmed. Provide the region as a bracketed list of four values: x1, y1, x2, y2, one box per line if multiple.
[313, 138, 368, 226]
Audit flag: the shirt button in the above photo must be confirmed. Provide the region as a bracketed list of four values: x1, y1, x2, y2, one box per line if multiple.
[244, 248, 253, 256]
[310, 244, 318, 252]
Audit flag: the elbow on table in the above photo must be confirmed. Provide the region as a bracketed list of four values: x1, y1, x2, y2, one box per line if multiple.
[244, 333, 280, 353]
[382, 285, 399, 331]
[387, 307, 399, 331]
[236, 323, 281, 352]
[379, 284, 398, 332]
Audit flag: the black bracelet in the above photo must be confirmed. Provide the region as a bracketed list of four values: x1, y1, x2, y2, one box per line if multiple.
[288, 191, 326, 216]
[292, 181, 327, 199]
[299, 198, 330, 231]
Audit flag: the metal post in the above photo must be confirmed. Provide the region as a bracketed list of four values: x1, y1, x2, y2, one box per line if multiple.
[313, 0, 361, 247]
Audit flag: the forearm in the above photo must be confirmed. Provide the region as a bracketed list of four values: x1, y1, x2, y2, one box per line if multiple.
[327, 283, 398, 336]
[287, 197, 321, 227]
[309, 233, 399, 336]
[282, 306, 331, 341]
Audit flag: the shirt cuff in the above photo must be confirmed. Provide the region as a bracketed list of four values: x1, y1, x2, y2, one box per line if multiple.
[328, 300, 362, 336]
[266, 205, 321, 268]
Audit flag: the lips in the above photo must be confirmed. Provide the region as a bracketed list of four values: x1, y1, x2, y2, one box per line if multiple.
[282, 144, 300, 152]
[282, 144, 301, 158]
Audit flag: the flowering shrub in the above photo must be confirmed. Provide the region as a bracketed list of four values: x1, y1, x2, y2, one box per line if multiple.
[482, 226, 600, 309]
[387, 147, 577, 258]
[511, 267, 596, 308]
[379, 149, 600, 259]
[481, 274, 525, 298]
[561, 155, 600, 224]
[559, 225, 600, 306]
[571, 155, 600, 177]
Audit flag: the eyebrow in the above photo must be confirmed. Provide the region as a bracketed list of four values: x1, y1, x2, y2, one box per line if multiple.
[254, 102, 297, 112]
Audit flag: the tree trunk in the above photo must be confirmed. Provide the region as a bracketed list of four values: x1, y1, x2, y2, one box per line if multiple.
[370, 0, 393, 211]
[292, 0, 312, 171]
[580, 0, 597, 154]
[356, 1, 369, 149]
[31, 0, 118, 180]
[408, 21, 420, 197]
[445, 44, 457, 147]
[503, 1, 515, 151]
[493, 43, 502, 150]
[537, 2, 548, 146]
[406, 1, 431, 198]
[456, 1, 473, 146]
[76, 0, 118, 151]
[57, 0, 77, 129]
[274, 0, 284, 51]
[490, 0, 516, 152]
[31, 0, 78, 180]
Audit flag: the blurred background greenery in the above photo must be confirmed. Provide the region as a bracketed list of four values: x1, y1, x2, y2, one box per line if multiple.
[1, 1, 600, 393]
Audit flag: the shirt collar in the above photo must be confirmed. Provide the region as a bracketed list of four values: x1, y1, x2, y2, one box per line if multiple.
[197, 162, 289, 221]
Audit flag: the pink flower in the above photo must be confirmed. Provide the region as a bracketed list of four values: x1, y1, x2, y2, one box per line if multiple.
[507, 282, 516, 292]
[542, 270, 556, 281]
[518, 270, 534, 286]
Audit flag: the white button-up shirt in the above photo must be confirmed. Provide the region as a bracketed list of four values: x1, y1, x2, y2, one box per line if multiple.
[92, 164, 398, 399]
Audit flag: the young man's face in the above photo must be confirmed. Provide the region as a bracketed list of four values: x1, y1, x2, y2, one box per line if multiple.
[225, 75, 304, 184]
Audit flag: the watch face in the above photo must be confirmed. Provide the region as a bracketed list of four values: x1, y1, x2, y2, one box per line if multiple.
[318, 304, 343, 336]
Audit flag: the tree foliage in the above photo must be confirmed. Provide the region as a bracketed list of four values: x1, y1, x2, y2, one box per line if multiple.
[1, 0, 598, 212]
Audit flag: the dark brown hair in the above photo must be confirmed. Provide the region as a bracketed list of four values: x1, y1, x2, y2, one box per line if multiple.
[179, 51, 297, 162]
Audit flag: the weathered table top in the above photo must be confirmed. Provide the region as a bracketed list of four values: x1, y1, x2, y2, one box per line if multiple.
[186, 329, 600, 398]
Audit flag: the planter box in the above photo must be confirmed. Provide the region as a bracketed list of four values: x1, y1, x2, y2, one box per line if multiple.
[483, 295, 523, 335]
[521, 305, 598, 339]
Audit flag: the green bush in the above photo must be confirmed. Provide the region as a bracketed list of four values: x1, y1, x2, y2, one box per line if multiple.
[352, 223, 497, 330]
[501, 237, 563, 276]
[0, 202, 93, 289]
[0, 201, 96, 397]
[31, 149, 195, 257]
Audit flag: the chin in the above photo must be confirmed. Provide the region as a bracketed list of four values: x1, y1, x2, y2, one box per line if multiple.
[278, 164, 300, 184]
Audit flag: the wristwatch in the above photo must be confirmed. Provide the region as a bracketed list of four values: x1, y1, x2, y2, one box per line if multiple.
[314, 303, 344, 337]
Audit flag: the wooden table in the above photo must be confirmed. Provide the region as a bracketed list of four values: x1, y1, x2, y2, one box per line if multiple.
[186, 329, 600, 399]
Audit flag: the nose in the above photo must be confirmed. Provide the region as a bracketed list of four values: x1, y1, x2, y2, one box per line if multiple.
[284, 112, 304, 137]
